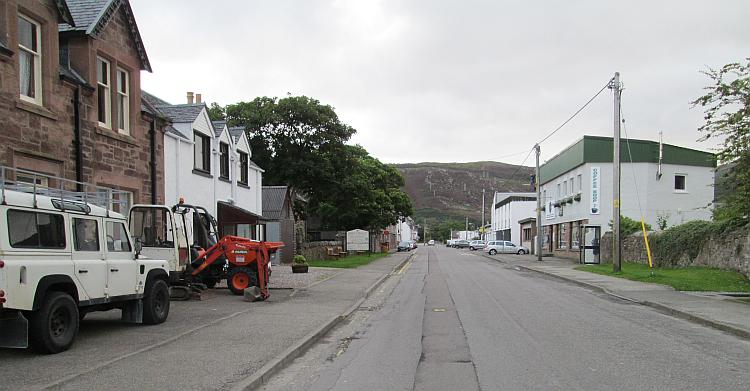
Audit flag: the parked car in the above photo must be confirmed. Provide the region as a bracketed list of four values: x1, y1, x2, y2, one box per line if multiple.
[397, 241, 412, 251]
[411, 241, 418, 250]
[484, 240, 530, 255]
[455, 239, 471, 248]
[0, 173, 171, 354]
[428, 240, 435, 246]
[469, 240, 486, 251]
[446, 239, 455, 247]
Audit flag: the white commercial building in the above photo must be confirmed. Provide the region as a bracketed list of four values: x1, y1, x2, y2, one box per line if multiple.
[489, 192, 536, 246]
[145, 92, 266, 239]
[538, 135, 715, 259]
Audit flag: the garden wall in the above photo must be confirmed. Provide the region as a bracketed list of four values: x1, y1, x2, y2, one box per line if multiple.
[301, 240, 343, 261]
[600, 228, 750, 278]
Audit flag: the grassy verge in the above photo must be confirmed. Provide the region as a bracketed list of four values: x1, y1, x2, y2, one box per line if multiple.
[308, 252, 389, 269]
[575, 262, 750, 292]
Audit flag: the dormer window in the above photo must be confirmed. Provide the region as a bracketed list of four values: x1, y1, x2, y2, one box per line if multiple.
[97, 57, 111, 128]
[219, 142, 229, 180]
[18, 14, 42, 105]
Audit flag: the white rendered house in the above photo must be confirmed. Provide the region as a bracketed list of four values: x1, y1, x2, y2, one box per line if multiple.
[489, 192, 536, 246]
[145, 92, 265, 239]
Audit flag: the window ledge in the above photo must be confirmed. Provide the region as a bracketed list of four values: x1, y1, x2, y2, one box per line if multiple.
[192, 169, 213, 178]
[674, 190, 689, 194]
[219, 177, 231, 183]
[238, 183, 251, 189]
[95, 126, 137, 146]
[16, 100, 57, 120]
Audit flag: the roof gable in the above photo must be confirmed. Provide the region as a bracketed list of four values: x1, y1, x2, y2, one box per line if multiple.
[59, 0, 152, 72]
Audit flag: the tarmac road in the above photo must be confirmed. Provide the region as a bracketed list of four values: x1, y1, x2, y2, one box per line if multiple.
[264, 245, 750, 391]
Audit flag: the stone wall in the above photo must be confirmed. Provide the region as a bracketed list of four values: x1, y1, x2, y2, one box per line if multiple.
[601, 229, 750, 278]
[301, 240, 344, 261]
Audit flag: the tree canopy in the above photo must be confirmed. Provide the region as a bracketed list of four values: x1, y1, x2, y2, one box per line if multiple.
[693, 58, 750, 224]
[211, 95, 412, 230]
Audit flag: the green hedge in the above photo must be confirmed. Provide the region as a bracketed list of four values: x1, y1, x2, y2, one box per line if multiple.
[649, 219, 748, 267]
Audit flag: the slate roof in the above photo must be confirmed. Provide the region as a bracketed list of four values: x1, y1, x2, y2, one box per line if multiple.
[211, 121, 226, 137]
[262, 186, 289, 220]
[59, 0, 152, 72]
[59, 64, 90, 88]
[228, 126, 245, 143]
[165, 126, 189, 140]
[156, 103, 206, 123]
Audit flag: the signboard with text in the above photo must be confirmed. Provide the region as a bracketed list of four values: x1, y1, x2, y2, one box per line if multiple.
[346, 229, 370, 251]
[590, 166, 601, 215]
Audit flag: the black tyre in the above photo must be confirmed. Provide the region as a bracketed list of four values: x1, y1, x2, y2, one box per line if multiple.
[227, 267, 258, 295]
[143, 279, 170, 325]
[517, 249, 526, 255]
[489, 249, 497, 255]
[28, 291, 79, 354]
[202, 278, 218, 289]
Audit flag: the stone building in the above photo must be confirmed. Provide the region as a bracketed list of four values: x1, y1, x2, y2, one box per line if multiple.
[0, 0, 166, 208]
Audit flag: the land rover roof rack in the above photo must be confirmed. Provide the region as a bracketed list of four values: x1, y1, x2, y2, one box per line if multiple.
[0, 166, 130, 215]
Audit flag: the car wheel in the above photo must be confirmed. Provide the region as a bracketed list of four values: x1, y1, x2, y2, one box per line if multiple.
[489, 249, 497, 255]
[29, 291, 79, 354]
[517, 249, 525, 255]
[143, 279, 170, 325]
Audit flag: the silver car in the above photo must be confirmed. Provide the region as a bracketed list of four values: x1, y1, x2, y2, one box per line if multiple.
[484, 240, 529, 255]
[469, 240, 486, 251]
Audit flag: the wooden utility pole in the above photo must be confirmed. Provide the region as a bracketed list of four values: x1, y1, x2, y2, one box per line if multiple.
[611, 72, 622, 272]
[481, 189, 486, 240]
[535, 144, 543, 262]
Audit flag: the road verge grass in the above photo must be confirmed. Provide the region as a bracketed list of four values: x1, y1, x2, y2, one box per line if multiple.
[575, 262, 750, 292]
[308, 252, 389, 269]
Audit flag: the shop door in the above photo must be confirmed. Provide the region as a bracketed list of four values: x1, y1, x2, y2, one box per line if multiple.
[580, 225, 601, 264]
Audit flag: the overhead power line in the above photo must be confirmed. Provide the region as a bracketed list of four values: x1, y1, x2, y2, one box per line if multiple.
[536, 77, 614, 146]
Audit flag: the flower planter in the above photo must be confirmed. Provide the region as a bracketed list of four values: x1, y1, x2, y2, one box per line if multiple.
[292, 264, 309, 273]
[574, 193, 582, 202]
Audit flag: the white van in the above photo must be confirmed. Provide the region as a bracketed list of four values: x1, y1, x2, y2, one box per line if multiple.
[0, 167, 170, 353]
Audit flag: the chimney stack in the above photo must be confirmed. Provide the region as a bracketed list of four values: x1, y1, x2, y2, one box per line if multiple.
[196, 93, 202, 104]
[187, 91, 194, 104]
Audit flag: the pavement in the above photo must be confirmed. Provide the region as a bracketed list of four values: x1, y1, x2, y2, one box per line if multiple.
[0, 251, 412, 391]
[262, 246, 750, 390]
[480, 250, 750, 340]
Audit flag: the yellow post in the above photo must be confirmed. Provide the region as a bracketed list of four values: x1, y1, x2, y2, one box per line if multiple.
[641, 219, 653, 269]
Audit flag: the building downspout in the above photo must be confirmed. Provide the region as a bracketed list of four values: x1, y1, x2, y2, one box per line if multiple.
[74, 86, 83, 191]
[150, 115, 158, 204]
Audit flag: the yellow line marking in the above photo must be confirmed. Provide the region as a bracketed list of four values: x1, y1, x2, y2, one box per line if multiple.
[396, 260, 412, 275]
[432, 308, 447, 312]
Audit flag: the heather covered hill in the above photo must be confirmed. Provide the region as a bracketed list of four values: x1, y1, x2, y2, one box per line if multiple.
[391, 161, 535, 224]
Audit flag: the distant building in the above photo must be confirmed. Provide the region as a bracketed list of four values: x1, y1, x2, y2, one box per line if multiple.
[489, 192, 536, 246]
[539, 135, 715, 259]
[262, 186, 296, 264]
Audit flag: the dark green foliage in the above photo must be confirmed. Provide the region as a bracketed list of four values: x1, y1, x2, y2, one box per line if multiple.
[692, 58, 750, 225]
[649, 220, 713, 266]
[216, 96, 412, 230]
[609, 215, 651, 236]
[207, 102, 225, 121]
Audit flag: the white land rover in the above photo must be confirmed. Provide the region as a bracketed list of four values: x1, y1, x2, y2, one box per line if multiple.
[0, 169, 171, 354]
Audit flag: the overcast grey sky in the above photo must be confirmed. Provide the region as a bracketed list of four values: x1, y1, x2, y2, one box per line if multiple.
[131, 0, 749, 166]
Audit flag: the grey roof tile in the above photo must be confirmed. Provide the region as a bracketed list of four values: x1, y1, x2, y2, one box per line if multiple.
[142, 91, 171, 107]
[156, 103, 206, 123]
[262, 186, 288, 220]
[211, 121, 226, 137]
[59, 64, 91, 87]
[59, 0, 112, 32]
[228, 126, 245, 143]
[165, 126, 189, 140]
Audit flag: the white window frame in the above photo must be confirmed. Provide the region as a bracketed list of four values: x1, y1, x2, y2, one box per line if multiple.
[674, 173, 687, 193]
[116, 68, 129, 135]
[97, 57, 111, 129]
[18, 14, 42, 106]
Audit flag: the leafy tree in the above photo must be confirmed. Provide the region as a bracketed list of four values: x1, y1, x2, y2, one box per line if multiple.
[609, 215, 651, 236]
[207, 102, 225, 121]
[692, 58, 750, 224]
[218, 96, 412, 230]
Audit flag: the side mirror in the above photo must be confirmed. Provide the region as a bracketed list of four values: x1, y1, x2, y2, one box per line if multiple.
[134, 238, 143, 259]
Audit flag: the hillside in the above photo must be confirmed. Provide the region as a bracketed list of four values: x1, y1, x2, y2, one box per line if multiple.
[392, 161, 535, 224]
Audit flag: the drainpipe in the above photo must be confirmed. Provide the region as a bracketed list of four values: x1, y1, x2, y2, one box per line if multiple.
[150, 114, 158, 204]
[74, 86, 83, 191]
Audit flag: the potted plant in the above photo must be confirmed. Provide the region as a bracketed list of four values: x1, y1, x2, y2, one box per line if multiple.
[566, 196, 574, 204]
[573, 192, 582, 201]
[292, 255, 309, 273]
